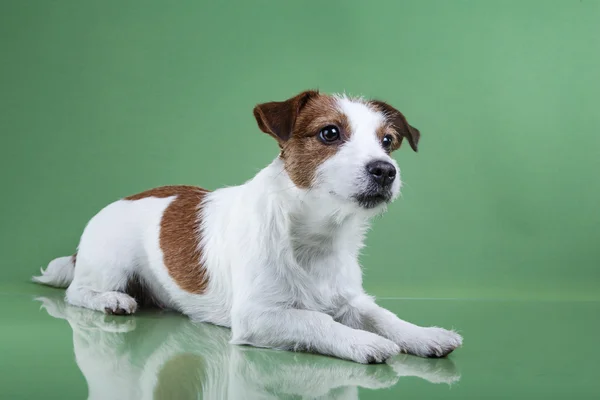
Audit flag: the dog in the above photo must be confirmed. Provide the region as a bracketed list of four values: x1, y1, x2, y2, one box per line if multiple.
[33, 90, 463, 364]
[36, 294, 460, 399]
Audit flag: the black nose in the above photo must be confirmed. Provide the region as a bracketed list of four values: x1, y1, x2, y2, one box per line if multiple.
[366, 160, 396, 187]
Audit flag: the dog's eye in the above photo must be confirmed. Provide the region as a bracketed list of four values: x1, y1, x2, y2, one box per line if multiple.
[382, 134, 393, 150]
[319, 125, 340, 143]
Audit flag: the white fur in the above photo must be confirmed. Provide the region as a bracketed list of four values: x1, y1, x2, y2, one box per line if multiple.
[33, 95, 462, 363]
[36, 295, 460, 399]
[32, 255, 74, 288]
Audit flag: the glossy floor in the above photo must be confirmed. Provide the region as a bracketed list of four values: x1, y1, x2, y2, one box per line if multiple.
[1, 284, 599, 399]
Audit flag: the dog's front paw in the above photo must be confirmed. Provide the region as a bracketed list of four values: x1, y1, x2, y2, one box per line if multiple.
[345, 331, 401, 364]
[403, 327, 463, 358]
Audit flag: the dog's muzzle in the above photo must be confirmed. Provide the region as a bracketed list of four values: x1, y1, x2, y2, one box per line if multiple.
[353, 161, 396, 209]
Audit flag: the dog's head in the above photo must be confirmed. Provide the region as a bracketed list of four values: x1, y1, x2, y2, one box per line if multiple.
[253, 90, 420, 212]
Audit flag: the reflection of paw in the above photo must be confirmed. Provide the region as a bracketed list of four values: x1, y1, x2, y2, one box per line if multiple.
[96, 314, 137, 333]
[347, 331, 401, 364]
[100, 292, 137, 315]
[388, 353, 461, 385]
[356, 364, 400, 389]
[234, 346, 400, 397]
[404, 327, 463, 358]
[36, 295, 137, 333]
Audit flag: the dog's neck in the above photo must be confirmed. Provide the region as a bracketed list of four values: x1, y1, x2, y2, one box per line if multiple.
[247, 158, 373, 268]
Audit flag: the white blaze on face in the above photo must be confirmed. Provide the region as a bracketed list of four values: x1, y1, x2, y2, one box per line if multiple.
[314, 95, 402, 208]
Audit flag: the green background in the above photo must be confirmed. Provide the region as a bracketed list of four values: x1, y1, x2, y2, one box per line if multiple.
[1, 0, 598, 300]
[1, 1, 600, 399]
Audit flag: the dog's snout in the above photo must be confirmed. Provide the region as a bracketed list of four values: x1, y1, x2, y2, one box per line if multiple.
[366, 160, 396, 187]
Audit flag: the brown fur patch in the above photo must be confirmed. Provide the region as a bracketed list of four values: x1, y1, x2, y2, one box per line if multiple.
[368, 100, 420, 152]
[253, 90, 319, 145]
[124, 185, 204, 201]
[125, 185, 209, 294]
[375, 124, 402, 152]
[282, 94, 351, 188]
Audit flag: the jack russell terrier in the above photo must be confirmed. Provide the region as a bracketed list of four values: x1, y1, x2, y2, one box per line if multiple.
[34, 90, 463, 364]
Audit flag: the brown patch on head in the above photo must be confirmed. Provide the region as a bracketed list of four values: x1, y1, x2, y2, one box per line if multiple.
[253, 90, 319, 145]
[125, 185, 209, 294]
[375, 124, 403, 152]
[253, 90, 350, 188]
[283, 94, 352, 188]
[369, 100, 421, 152]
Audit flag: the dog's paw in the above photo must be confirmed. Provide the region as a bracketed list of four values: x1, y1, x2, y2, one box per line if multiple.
[403, 327, 463, 358]
[99, 292, 138, 315]
[345, 331, 401, 364]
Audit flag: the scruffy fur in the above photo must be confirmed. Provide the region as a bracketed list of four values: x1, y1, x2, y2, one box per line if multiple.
[33, 90, 462, 363]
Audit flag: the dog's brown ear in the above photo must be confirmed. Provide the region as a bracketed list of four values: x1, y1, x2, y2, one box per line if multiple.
[371, 100, 421, 152]
[253, 90, 319, 144]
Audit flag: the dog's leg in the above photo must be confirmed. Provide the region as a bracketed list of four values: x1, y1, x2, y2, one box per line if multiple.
[231, 308, 400, 364]
[66, 286, 137, 315]
[338, 296, 462, 358]
[65, 257, 137, 315]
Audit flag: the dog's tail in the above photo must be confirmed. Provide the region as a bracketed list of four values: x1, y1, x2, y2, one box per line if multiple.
[32, 254, 76, 288]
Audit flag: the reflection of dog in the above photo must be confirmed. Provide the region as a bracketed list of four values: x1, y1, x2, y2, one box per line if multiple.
[33, 90, 462, 363]
[36, 295, 460, 399]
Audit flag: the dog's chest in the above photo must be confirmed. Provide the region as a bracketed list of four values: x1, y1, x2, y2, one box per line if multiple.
[285, 257, 360, 316]
[278, 218, 365, 314]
